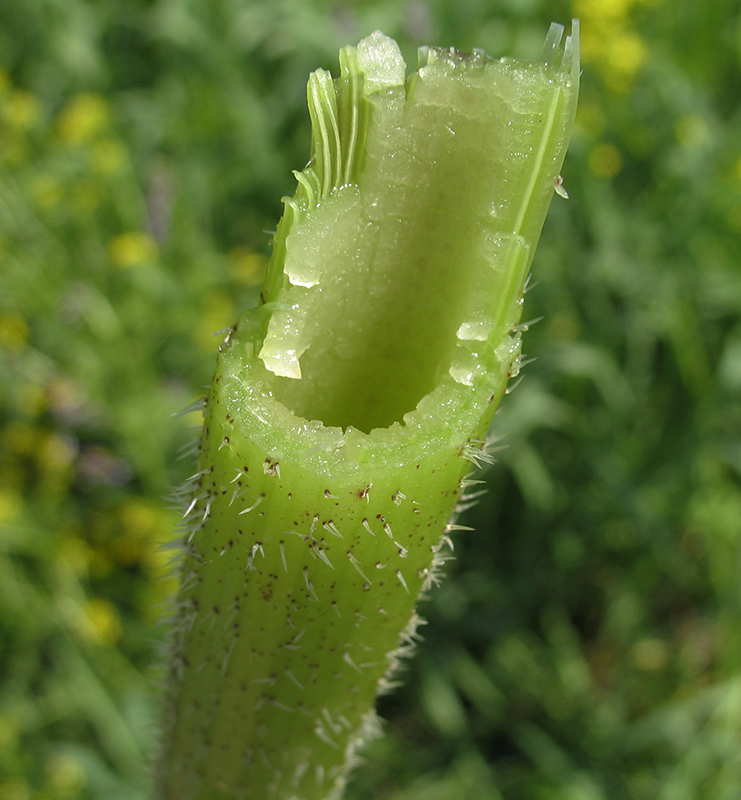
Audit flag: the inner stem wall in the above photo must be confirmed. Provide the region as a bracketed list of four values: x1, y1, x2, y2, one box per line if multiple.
[265, 74, 514, 433]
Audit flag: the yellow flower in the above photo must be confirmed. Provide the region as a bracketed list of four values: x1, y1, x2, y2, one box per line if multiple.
[227, 246, 267, 284]
[107, 231, 158, 268]
[80, 598, 122, 646]
[574, 0, 648, 91]
[59, 534, 94, 577]
[56, 93, 110, 144]
[121, 497, 161, 537]
[45, 752, 87, 794]
[36, 431, 77, 495]
[193, 290, 235, 353]
[38, 432, 76, 475]
[138, 574, 180, 624]
[604, 31, 647, 91]
[142, 509, 180, 577]
[0, 488, 22, 525]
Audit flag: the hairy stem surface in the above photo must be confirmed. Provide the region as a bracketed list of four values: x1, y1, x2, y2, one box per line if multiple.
[155, 24, 579, 800]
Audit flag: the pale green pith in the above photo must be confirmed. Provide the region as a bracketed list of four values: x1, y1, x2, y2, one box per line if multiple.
[155, 26, 578, 800]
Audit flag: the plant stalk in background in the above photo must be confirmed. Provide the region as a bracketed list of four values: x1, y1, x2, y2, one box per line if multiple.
[155, 23, 579, 800]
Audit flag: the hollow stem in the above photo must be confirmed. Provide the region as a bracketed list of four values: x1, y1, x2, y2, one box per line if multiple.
[155, 24, 579, 800]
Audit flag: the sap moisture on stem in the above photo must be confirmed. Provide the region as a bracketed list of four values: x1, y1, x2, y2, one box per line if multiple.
[258, 30, 574, 434]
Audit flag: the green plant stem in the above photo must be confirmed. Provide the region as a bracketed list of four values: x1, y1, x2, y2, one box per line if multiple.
[155, 24, 579, 800]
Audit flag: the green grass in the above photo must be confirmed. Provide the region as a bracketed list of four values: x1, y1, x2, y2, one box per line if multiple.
[1, 1, 740, 799]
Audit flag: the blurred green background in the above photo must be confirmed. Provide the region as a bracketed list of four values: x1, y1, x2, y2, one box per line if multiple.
[1, 0, 740, 798]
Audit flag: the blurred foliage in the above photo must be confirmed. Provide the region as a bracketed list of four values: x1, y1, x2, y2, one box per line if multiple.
[1, 0, 740, 798]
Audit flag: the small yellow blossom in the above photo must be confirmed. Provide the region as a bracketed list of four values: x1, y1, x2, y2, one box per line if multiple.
[56, 93, 109, 144]
[45, 752, 87, 794]
[574, 0, 648, 91]
[604, 32, 647, 91]
[0, 488, 22, 525]
[37, 432, 77, 495]
[576, 0, 633, 20]
[80, 598, 122, 646]
[139, 573, 180, 624]
[114, 499, 176, 571]
[107, 231, 158, 268]
[193, 290, 235, 353]
[121, 497, 161, 538]
[59, 534, 94, 577]
[38, 432, 77, 474]
[227, 246, 267, 284]
[141, 508, 180, 578]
